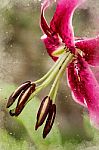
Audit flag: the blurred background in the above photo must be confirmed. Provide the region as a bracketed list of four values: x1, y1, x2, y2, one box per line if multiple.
[0, 0, 99, 150]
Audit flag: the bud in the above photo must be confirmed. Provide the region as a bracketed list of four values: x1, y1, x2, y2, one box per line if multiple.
[43, 104, 56, 138]
[35, 96, 52, 130]
[6, 81, 31, 108]
[15, 83, 36, 116]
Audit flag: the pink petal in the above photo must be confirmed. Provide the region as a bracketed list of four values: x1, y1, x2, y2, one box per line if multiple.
[67, 55, 99, 128]
[50, 0, 85, 49]
[75, 36, 99, 66]
[41, 34, 61, 61]
[40, 0, 53, 36]
[41, 0, 61, 60]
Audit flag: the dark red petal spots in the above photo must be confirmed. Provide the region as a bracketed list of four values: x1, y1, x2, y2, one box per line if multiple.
[75, 36, 99, 66]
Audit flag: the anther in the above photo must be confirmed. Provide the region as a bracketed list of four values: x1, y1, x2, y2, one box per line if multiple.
[35, 96, 52, 130]
[6, 81, 31, 108]
[43, 104, 56, 138]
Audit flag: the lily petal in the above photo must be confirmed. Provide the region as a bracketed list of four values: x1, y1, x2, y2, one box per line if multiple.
[68, 55, 99, 128]
[41, 0, 62, 60]
[41, 34, 62, 61]
[50, 0, 85, 48]
[41, 0, 53, 36]
[75, 36, 99, 66]
[67, 62, 86, 107]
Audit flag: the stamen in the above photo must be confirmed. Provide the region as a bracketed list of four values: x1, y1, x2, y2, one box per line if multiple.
[7, 49, 74, 138]
[6, 81, 31, 108]
[36, 52, 69, 89]
[52, 80, 59, 103]
[7, 50, 74, 123]
[34, 51, 67, 84]
[27, 51, 71, 103]
[35, 96, 52, 130]
[76, 48, 84, 57]
[48, 52, 74, 101]
[43, 104, 56, 138]
[15, 83, 35, 116]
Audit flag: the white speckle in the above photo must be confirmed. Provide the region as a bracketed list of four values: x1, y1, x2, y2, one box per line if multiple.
[84, 98, 87, 107]
[9, 132, 12, 135]
[27, 3, 30, 7]
[41, 34, 47, 40]
[5, 31, 8, 34]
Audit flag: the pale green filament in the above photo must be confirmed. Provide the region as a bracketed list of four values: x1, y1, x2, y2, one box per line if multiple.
[26, 51, 74, 104]
[51, 79, 59, 103]
[48, 53, 74, 101]
[34, 50, 68, 84]
[29, 52, 70, 99]
[36, 52, 70, 89]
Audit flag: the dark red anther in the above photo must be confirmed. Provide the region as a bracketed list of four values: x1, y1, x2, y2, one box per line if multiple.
[6, 81, 31, 108]
[35, 96, 52, 130]
[43, 104, 56, 138]
[15, 83, 36, 116]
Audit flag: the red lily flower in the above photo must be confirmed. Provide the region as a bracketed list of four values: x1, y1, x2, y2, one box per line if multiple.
[41, 0, 99, 129]
[7, 0, 99, 138]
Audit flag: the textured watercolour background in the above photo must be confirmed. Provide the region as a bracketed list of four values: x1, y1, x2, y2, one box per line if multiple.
[0, 0, 99, 150]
